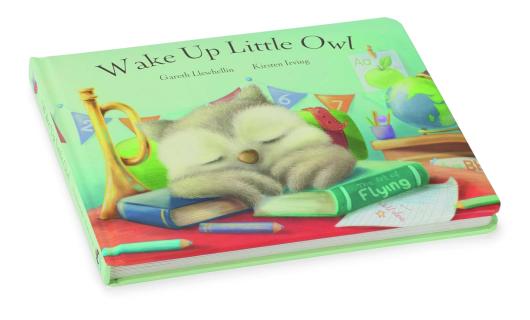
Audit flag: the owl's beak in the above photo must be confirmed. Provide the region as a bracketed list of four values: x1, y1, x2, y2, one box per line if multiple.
[238, 149, 259, 164]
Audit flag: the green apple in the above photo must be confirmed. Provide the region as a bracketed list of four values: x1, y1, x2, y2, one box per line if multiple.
[364, 56, 404, 89]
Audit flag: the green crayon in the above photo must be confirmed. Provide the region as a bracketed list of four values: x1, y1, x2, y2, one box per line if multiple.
[456, 195, 500, 209]
[101, 239, 192, 257]
[255, 161, 429, 217]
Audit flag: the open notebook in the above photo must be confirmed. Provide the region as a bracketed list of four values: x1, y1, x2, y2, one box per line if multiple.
[30, 18, 499, 285]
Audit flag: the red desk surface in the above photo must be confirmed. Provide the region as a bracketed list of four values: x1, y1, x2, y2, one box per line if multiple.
[89, 165, 499, 267]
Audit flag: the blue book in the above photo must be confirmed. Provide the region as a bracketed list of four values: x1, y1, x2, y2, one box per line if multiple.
[117, 189, 249, 229]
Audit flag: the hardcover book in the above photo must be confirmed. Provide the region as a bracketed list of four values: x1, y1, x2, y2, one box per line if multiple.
[30, 18, 500, 285]
[117, 189, 249, 229]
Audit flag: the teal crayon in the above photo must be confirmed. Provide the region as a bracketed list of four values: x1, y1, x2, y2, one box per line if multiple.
[101, 239, 192, 257]
[199, 222, 283, 234]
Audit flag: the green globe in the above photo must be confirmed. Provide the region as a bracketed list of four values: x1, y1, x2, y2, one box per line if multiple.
[386, 76, 456, 129]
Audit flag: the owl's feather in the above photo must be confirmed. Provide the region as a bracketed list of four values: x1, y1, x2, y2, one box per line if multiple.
[170, 169, 282, 206]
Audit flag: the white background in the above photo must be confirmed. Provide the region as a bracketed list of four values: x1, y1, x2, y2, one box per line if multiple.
[1, 1, 529, 319]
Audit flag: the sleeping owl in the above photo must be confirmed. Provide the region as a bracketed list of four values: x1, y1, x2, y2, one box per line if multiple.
[141, 85, 356, 206]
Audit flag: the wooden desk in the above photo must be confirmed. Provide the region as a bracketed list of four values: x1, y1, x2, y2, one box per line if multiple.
[371, 133, 474, 165]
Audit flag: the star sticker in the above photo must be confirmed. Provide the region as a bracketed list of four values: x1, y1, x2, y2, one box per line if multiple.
[376, 211, 386, 218]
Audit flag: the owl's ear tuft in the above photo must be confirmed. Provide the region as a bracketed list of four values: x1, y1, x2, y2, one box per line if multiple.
[139, 120, 174, 141]
[237, 85, 269, 104]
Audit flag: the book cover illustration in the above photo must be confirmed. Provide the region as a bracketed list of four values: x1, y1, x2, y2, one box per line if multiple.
[30, 18, 500, 284]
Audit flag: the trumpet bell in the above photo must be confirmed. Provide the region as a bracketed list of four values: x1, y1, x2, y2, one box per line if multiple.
[79, 88, 151, 220]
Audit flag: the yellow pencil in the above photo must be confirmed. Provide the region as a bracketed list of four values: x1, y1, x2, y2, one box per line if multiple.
[367, 45, 377, 59]
[372, 111, 379, 126]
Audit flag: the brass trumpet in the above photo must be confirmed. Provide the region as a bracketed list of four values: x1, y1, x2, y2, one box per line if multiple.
[79, 88, 150, 219]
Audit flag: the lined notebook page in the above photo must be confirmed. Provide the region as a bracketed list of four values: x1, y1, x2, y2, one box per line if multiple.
[336, 178, 458, 227]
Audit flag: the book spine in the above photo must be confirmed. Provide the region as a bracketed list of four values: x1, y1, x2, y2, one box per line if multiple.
[29, 58, 112, 284]
[329, 163, 429, 215]
[117, 202, 178, 229]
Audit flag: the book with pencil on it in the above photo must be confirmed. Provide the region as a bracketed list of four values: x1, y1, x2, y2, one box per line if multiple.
[30, 18, 500, 286]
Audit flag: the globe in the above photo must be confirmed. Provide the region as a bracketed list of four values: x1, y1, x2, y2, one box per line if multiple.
[386, 75, 456, 129]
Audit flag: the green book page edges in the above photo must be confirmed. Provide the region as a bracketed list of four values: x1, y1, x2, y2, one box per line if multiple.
[329, 161, 429, 215]
[115, 138, 168, 189]
[299, 109, 368, 159]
